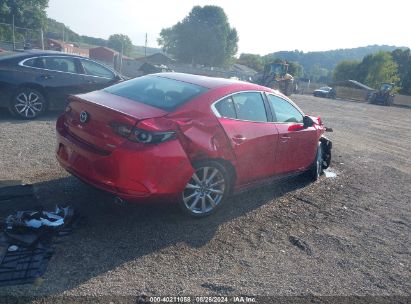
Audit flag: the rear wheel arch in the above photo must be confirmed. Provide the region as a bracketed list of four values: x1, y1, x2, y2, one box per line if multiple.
[179, 158, 234, 217]
[213, 158, 237, 193]
[190, 157, 237, 194]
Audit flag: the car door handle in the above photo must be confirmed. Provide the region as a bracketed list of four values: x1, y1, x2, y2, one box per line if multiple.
[281, 135, 291, 142]
[232, 135, 246, 144]
[40, 74, 53, 80]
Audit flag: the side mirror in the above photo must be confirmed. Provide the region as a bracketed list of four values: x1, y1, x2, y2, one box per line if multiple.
[303, 116, 314, 128]
[114, 74, 125, 82]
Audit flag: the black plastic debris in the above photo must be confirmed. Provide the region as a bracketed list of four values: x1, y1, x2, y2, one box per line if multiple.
[0, 236, 53, 286]
[0, 206, 75, 286]
[289, 235, 313, 255]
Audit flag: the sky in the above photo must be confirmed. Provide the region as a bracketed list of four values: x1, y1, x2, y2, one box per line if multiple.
[46, 0, 410, 55]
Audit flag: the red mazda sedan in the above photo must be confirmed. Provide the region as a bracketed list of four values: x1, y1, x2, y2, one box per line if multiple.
[56, 73, 332, 217]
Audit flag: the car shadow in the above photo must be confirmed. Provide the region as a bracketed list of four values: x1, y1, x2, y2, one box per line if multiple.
[0, 108, 62, 123]
[0, 173, 311, 295]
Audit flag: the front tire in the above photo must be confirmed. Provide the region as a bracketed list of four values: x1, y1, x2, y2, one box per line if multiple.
[9, 88, 46, 119]
[308, 142, 324, 181]
[179, 160, 231, 218]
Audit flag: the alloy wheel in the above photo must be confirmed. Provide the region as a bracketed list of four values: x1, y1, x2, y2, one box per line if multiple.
[182, 166, 226, 215]
[14, 91, 44, 119]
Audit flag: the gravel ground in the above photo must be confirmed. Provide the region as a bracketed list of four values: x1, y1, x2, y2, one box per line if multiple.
[0, 95, 410, 300]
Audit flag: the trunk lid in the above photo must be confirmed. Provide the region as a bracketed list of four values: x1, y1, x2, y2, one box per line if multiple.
[64, 91, 167, 152]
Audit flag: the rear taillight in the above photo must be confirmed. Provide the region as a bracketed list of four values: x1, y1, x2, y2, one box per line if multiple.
[109, 122, 176, 144]
[110, 122, 134, 138]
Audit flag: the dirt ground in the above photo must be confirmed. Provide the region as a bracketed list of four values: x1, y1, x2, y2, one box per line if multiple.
[0, 95, 409, 301]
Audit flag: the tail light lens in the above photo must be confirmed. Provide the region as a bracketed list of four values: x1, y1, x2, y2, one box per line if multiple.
[109, 122, 176, 144]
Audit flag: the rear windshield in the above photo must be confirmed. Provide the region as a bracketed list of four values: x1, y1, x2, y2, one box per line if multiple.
[103, 75, 208, 111]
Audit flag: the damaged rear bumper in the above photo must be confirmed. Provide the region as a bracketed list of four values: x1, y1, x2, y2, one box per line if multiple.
[56, 120, 195, 202]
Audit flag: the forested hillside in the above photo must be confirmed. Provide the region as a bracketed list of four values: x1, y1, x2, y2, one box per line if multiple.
[265, 45, 403, 71]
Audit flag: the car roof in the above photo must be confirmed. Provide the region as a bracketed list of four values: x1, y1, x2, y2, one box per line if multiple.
[154, 72, 267, 90]
[0, 50, 88, 60]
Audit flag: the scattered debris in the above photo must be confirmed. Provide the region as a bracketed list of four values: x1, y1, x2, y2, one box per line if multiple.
[293, 196, 318, 207]
[0, 205, 76, 286]
[288, 235, 313, 255]
[5, 206, 74, 231]
[324, 168, 337, 178]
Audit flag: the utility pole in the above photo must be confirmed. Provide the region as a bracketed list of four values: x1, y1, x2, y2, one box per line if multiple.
[40, 28, 44, 50]
[12, 15, 16, 51]
[145, 33, 147, 58]
[120, 40, 123, 74]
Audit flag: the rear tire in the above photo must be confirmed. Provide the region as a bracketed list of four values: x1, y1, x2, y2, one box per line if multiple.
[179, 160, 231, 218]
[9, 87, 46, 119]
[369, 93, 377, 104]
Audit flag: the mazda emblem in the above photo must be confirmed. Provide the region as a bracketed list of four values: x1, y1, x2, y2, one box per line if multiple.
[80, 111, 89, 123]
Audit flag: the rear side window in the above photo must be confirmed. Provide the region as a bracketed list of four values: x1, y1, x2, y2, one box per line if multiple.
[22, 57, 46, 69]
[267, 94, 303, 123]
[104, 75, 208, 111]
[215, 97, 236, 119]
[81, 60, 114, 78]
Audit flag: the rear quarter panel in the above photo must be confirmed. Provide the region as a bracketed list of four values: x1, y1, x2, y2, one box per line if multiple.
[167, 83, 273, 166]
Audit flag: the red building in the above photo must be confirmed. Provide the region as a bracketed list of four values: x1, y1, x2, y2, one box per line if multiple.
[46, 39, 89, 57]
[89, 46, 120, 66]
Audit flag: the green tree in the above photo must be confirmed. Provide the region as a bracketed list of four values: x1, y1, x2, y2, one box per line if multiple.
[333, 60, 360, 81]
[46, 18, 80, 43]
[0, 0, 48, 28]
[237, 53, 264, 71]
[309, 64, 331, 83]
[0, 0, 48, 44]
[392, 48, 411, 95]
[287, 61, 304, 78]
[158, 5, 239, 67]
[108, 34, 133, 56]
[81, 35, 107, 47]
[361, 52, 400, 90]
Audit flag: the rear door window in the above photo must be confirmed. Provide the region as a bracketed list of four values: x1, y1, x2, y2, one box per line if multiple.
[232, 92, 268, 122]
[43, 57, 78, 73]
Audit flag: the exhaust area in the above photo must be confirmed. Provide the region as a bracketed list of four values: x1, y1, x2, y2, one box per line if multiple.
[113, 196, 127, 207]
